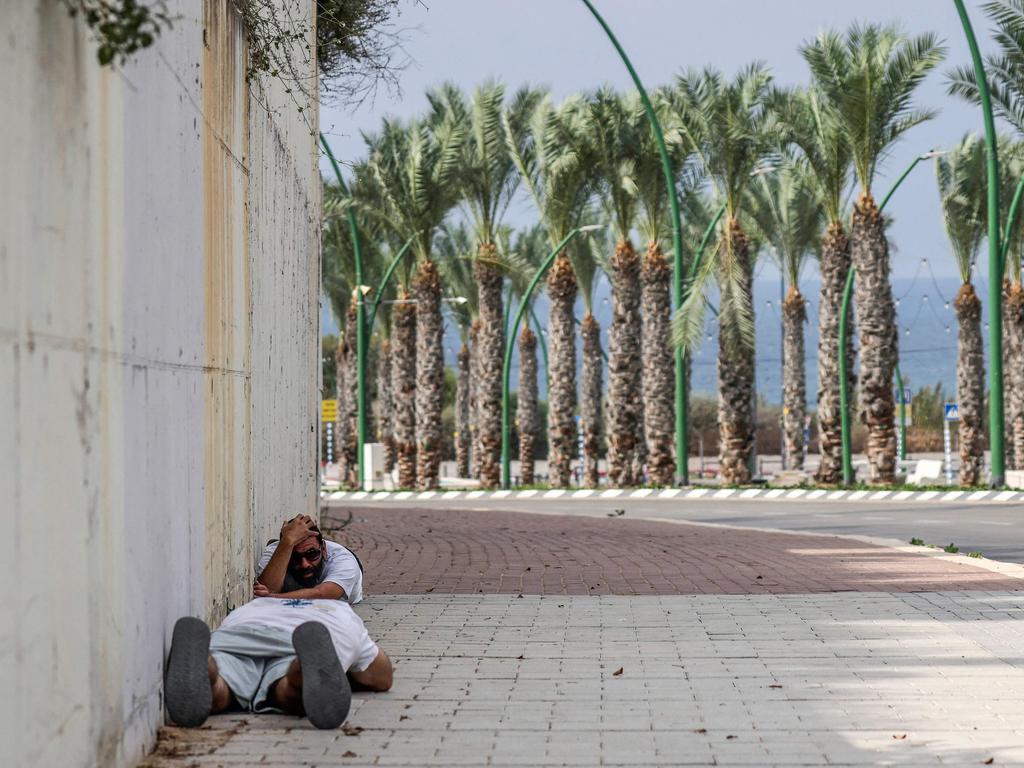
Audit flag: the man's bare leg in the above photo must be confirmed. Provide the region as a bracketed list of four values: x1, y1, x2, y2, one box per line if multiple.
[266, 658, 305, 716]
[208, 656, 234, 713]
[348, 650, 394, 692]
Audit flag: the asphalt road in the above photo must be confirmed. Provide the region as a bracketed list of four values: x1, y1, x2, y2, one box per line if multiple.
[325, 494, 1024, 563]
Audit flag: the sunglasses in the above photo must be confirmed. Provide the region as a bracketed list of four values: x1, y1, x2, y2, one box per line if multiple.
[290, 547, 323, 565]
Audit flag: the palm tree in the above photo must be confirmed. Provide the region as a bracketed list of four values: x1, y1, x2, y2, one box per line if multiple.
[771, 85, 854, 484]
[436, 222, 479, 480]
[507, 225, 548, 485]
[430, 83, 543, 488]
[362, 114, 464, 489]
[746, 158, 821, 470]
[574, 222, 608, 488]
[948, 7, 1024, 471]
[936, 136, 988, 485]
[635, 90, 689, 485]
[668, 64, 775, 484]
[508, 95, 596, 487]
[806, 23, 944, 483]
[322, 176, 388, 489]
[585, 87, 643, 486]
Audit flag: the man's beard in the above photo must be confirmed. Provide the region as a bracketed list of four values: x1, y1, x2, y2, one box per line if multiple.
[284, 557, 326, 590]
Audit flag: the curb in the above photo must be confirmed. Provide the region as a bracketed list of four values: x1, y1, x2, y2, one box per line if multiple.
[321, 486, 1024, 505]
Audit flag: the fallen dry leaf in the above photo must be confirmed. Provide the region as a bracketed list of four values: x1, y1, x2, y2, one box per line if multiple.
[516, 655, 525, 660]
[726, 735, 737, 740]
[612, 667, 624, 677]
[399, 715, 409, 721]
[982, 759, 994, 765]
[343, 751, 358, 758]
[893, 734, 907, 740]
[769, 684, 783, 689]
[694, 728, 707, 734]
[341, 724, 363, 736]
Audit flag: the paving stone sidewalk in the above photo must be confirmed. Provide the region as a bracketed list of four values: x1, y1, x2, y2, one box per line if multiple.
[143, 510, 1024, 767]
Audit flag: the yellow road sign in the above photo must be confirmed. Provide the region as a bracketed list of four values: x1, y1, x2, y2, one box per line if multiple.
[321, 399, 338, 422]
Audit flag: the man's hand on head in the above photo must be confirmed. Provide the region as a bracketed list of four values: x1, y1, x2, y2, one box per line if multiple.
[280, 514, 317, 549]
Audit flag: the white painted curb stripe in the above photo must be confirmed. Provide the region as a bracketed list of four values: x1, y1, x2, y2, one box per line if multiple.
[491, 490, 510, 499]
[601, 489, 624, 498]
[417, 491, 436, 500]
[806, 490, 827, 500]
[868, 491, 891, 501]
[393, 491, 413, 500]
[826, 491, 847, 500]
[687, 488, 709, 498]
[466, 490, 486, 499]
[846, 490, 868, 501]
[994, 491, 1018, 502]
[916, 491, 940, 501]
[786, 489, 806, 499]
[517, 490, 538, 498]
[764, 489, 786, 499]
[941, 491, 964, 502]
[573, 489, 595, 498]
[659, 488, 682, 499]
[713, 489, 735, 499]
[892, 491, 913, 501]
[544, 489, 566, 499]
[632, 488, 654, 498]
[329, 491, 347, 500]
[441, 491, 462, 500]
[968, 491, 991, 502]
[740, 488, 761, 499]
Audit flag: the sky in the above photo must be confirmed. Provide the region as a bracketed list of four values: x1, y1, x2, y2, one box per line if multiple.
[320, 0, 1004, 281]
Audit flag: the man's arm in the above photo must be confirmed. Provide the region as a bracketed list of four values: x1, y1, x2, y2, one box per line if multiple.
[255, 515, 318, 592]
[255, 582, 345, 600]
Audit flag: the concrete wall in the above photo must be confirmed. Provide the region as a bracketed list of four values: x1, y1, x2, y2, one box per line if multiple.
[0, 2, 319, 765]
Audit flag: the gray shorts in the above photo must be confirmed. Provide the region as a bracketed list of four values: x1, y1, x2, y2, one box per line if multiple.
[210, 625, 296, 713]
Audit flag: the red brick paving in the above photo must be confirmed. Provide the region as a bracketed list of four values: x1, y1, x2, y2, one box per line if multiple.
[322, 506, 1024, 596]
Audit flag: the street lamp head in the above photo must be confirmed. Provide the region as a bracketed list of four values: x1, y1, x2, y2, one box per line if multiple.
[920, 149, 950, 160]
[447, 296, 468, 305]
[579, 224, 606, 233]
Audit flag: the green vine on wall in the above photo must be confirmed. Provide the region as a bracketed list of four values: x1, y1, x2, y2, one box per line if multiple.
[60, 0, 172, 66]
[60, 0, 406, 110]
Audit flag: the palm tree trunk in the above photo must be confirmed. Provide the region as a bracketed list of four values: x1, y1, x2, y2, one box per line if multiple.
[391, 293, 417, 488]
[1005, 281, 1024, 470]
[851, 194, 897, 484]
[547, 252, 578, 487]
[455, 341, 471, 478]
[475, 247, 504, 488]
[414, 259, 444, 490]
[337, 306, 359, 489]
[633, 405, 647, 484]
[581, 312, 603, 488]
[815, 221, 854, 484]
[641, 242, 675, 485]
[376, 338, 395, 472]
[517, 326, 538, 485]
[718, 218, 755, 485]
[955, 283, 985, 485]
[607, 238, 642, 486]
[469, 319, 481, 479]
[782, 286, 807, 470]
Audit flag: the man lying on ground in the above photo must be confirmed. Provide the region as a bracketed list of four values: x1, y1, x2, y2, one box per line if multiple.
[255, 514, 363, 603]
[165, 596, 392, 729]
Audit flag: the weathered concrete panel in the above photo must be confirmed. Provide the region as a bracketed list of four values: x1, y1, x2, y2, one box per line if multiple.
[0, 1, 319, 765]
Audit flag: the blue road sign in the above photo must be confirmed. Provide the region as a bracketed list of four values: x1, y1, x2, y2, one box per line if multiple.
[944, 402, 960, 422]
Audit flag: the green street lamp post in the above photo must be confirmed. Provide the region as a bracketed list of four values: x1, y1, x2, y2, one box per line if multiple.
[320, 134, 368, 487]
[838, 150, 948, 485]
[501, 225, 604, 489]
[580, 0, 688, 485]
[366, 236, 415, 335]
[955, 0, 1005, 487]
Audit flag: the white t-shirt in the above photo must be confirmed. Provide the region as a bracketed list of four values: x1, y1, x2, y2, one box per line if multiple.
[256, 539, 363, 604]
[219, 598, 379, 672]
